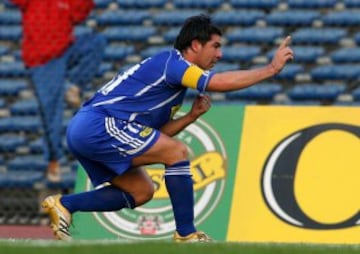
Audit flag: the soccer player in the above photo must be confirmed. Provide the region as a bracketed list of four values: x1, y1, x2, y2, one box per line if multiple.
[42, 14, 293, 242]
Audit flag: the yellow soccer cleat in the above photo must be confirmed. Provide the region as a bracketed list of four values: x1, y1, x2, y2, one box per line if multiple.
[42, 195, 72, 240]
[173, 231, 213, 242]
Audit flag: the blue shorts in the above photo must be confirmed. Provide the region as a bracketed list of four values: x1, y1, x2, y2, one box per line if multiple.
[66, 108, 160, 187]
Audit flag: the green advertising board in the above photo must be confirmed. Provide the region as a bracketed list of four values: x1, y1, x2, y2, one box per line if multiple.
[71, 104, 245, 241]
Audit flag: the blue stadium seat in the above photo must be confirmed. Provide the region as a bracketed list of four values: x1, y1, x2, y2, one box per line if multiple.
[355, 32, 360, 45]
[0, 116, 41, 133]
[10, 99, 39, 116]
[212, 10, 264, 26]
[0, 61, 28, 77]
[311, 65, 360, 80]
[96, 62, 113, 77]
[116, 0, 167, 9]
[265, 10, 320, 26]
[140, 45, 172, 59]
[184, 89, 200, 100]
[173, 0, 222, 8]
[102, 26, 156, 42]
[0, 10, 21, 24]
[96, 10, 150, 26]
[0, 79, 28, 96]
[292, 28, 347, 45]
[212, 62, 240, 72]
[226, 27, 283, 44]
[103, 45, 135, 61]
[0, 98, 5, 108]
[222, 46, 261, 62]
[0, 25, 22, 41]
[163, 27, 181, 42]
[152, 10, 204, 26]
[267, 46, 325, 63]
[0, 134, 26, 153]
[225, 83, 282, 100]
[0, 171, 44, 188]
[287, 83, 345, 101]
[352, 87, 360, 101]
[29, 138, 44, 154]
[344, 0, 360, 7]
[274, 64, 304, 80]
[331, 48, 360, 63]
[74, 26, 94, 37]
[230, 0, 279, 9]
[94, 0, 113, 8]
[322, 11, 360, 26]
[287, 0, 337, 8]
[0, 45, 9, 56]
[7, 155, 47, 172]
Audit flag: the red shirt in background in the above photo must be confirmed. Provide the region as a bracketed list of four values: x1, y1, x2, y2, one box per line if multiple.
[11, 0, 94, 67]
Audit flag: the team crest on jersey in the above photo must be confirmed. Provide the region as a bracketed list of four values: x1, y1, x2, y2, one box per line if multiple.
[88, 112, 227, 240]
[140, 126, 153, 137]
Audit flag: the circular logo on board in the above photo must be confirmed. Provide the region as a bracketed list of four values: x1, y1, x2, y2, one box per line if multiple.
[87, 113, 227, 240]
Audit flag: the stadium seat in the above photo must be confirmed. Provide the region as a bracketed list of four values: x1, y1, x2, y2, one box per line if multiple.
[94, 0, 113, 9]
[0, 79, 28, 96]
[152, 10, 204, 26]
[96, 10, 150, 26]
[352, 87, 360, 101]
[311, 65, 360, 80]
[330, 48, 360, 63]
[46, 171, 77, 189]
[226, 27, 284, 44]
[212, 10, 264, 26]
[265, 10, 320, 26]
[0, 98, 5, 108]
[287, 83, 345, 101]
[0, 134, 26, 153]
[344, 0, 360, 8]
[222, 46, 261, 62]
[225, 83, 282, 100]
[0, 25, 22, 41]
[140, 45, 172, 59]
[0, 61, 28, 77]
[230, 0, 279, 9]
[103, 45, 135, 61]
[116, 0, 167, 9]
[10, 99, 39, 116]
[292, 28, 347, 45]
[74, 26, 94, 37]
[322, 11, 360, 26]
[0, 170, 44, 188]
[7, 155, 47, 172]
[287, 0, 337, 8]
[274, 64, 304, 80]
[212, 62, 240, 72]
[0, 45, 9, 56]
[96, 62, 113, 77]
[102, 26, 156, 42]
[355, 32, 360, 45]
[0, 116, 41, 133]
[173, 0, 222, 8]
[0, 9, 21, 24]
[163, 27, 181, 42]
[29, 138, 44, 154]
[267, 46, 325, 63]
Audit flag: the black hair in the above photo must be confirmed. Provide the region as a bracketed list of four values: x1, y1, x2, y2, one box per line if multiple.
[174, 14, 222, 51]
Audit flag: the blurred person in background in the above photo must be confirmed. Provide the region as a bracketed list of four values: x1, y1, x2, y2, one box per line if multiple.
[42, 14, 293, 242]
[11, 0, 106, 182]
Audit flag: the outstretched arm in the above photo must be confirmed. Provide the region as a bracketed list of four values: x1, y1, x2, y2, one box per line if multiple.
[207, 36, 293, 92]
[160, 94, 211, 137]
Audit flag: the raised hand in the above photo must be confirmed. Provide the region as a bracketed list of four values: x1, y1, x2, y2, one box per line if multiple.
[270, 36, 294, 74]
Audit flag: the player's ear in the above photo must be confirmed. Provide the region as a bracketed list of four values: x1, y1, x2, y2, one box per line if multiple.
[190, 40, 202, 53]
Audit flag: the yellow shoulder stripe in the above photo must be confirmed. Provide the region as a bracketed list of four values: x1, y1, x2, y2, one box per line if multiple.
[181, 65, 203, 89]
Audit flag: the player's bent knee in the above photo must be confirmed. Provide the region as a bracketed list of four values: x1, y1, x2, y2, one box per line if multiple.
[133, 182, 155, 207]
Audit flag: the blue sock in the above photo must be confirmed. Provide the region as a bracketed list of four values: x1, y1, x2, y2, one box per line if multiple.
[165, 160, 196, 236]
[60, 185, 135, 213]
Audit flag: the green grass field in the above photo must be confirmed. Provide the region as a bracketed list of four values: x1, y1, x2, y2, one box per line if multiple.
[1, 240, 360, 254]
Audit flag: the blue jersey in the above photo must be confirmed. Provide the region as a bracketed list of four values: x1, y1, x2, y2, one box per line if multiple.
[83, 49, 214, 129]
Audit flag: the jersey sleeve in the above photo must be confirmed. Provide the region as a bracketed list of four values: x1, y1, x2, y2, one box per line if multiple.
[165, 51, 215, 93]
